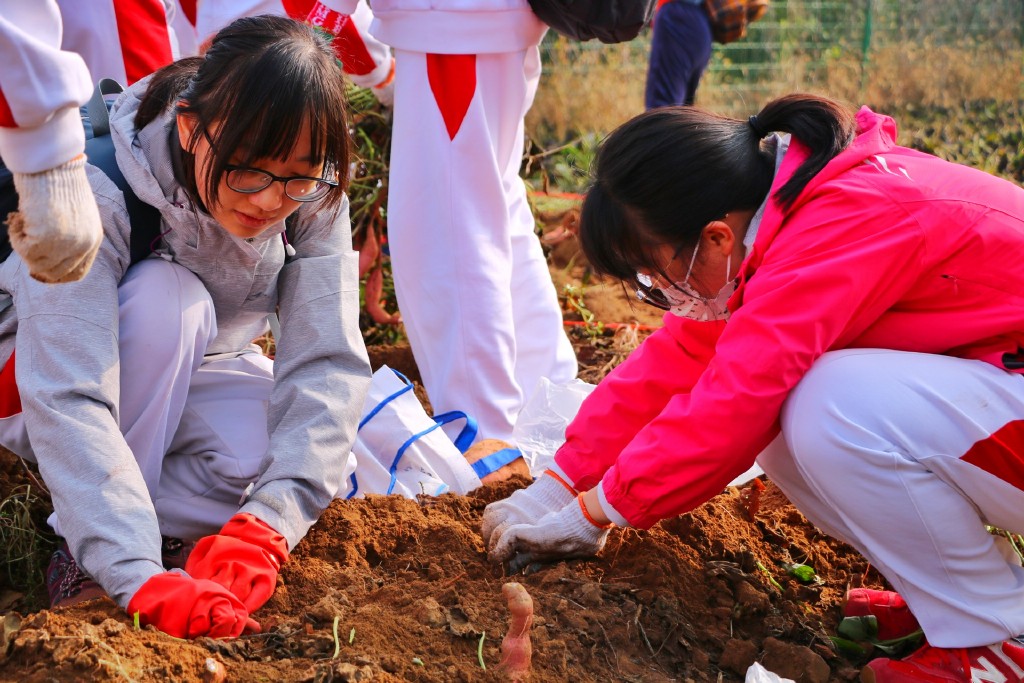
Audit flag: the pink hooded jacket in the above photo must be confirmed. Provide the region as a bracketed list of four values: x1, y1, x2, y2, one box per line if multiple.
[555, 108, 1024, 529]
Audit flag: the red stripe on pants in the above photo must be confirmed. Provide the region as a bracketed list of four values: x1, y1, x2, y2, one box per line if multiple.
[178, 0, 198, 27]
[426, 54, 476, 141]
[961, 419, 1024, 493]
[0, 351, 22, 419]
[112, 0, 174, 85]
[0, 89, 15, 128]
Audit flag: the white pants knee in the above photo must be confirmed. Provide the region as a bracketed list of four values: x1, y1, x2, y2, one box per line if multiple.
[3, 259, 274, 541]
[122, 260, 275, 540]
[759, 349, 1024, 647]
[387, 47, 577, 442]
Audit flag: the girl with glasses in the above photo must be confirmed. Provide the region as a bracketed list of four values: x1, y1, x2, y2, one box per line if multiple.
[483, 94, 1024, 681]
[0, 15, 370, 639]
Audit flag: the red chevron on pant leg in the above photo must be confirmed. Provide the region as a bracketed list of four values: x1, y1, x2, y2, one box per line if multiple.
[0, 351, 21, 419]
[0, 90, 15, 128]
[426, 54, 477, 141]
[961, 418, 1024, 493]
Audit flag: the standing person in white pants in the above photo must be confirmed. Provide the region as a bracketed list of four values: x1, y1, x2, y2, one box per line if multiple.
[482, 94, 1024, 681]
[0, 16, 370, 639]
[369, 2, 578, 445]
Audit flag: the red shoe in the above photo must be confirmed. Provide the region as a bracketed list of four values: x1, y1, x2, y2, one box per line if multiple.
[844, 589, 922, 641]
[862, 638, 1024, 682]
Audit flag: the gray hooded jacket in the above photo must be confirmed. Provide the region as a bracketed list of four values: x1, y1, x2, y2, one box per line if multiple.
[0, 78, 371, 607]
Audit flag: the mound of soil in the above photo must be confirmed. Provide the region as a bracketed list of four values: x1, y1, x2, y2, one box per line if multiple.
[2, 472, 877, 682]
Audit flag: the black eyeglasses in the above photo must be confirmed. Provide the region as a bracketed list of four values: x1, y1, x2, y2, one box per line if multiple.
[224, 165, 338, 202]
[635, 273, 671, 310]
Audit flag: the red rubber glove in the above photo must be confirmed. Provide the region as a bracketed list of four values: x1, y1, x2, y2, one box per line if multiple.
[185, 513, 289, 613]
[127, 571, 258, 639]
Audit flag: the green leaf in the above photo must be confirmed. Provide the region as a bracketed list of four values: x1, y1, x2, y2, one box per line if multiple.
[837, 615, 879, 642]
[828, 635, 866, 656]
[783, 562, 817, 583]
[873, 630, 925, 657]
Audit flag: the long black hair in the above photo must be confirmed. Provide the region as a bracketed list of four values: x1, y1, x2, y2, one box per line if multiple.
[580, 93, 856, 288]
[136, 15, 350, 211]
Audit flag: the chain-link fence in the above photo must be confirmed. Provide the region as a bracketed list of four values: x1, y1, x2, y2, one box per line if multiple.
[531, 0, 1024, 138]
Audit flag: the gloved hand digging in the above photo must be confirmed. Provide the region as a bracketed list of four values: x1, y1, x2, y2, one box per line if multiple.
[127, 571, 258, 638]
[488, 496, 613, 574]
[9, 155, 103, 283]
[481, 470, 578, 551]
[185, 513, 289, 613]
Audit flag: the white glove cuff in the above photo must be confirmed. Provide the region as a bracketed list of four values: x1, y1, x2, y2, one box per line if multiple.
[566, 498, 612, 544]
[531, 470, 578, 511]
[14, 155, 94, 208]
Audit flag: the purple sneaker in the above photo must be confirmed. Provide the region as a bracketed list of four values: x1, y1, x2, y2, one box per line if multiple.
[46, 541, 106, 608]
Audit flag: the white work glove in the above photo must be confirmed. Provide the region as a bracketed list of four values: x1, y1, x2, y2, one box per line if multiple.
[9, 155, 103, 283]
[481, 470, 577, 551]
[488, 497, 612, 574]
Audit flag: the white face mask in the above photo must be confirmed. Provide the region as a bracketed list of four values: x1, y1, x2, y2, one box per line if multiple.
[637, 241, 736, 322]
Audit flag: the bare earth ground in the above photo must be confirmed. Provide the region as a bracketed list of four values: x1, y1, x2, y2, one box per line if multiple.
[0, 210, 885, 682]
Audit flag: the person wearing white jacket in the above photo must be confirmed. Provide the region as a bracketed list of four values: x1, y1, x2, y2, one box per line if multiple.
[1, 0, 181, 285]
[369, 1, 578, 444]
[0, 1, 103, 283]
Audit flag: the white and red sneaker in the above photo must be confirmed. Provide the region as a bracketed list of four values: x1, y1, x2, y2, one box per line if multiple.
[862, 637, 1024, 683]
[844, 588, 922, 641]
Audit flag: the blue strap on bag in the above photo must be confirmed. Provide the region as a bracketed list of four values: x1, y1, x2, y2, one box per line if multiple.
[431, 410, 477, 453]
[433, 409, 523, 478]
[347, 372, 482, 498]
[468, 448, 523, 479]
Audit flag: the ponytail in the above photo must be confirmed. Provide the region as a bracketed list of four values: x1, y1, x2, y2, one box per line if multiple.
[751, 93, 856, 209]
[135, 57, 202, 131]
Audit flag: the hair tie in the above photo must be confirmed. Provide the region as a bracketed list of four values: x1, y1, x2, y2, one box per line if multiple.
[748, 115, 767, 139]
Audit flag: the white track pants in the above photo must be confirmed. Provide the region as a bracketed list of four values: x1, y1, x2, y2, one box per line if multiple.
[386, 47, 578, 443]
[760, 349, 1024, 648]
[2, 259, 273, 541]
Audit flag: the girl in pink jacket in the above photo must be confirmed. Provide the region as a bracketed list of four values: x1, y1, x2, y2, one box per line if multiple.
[483, 94, 1024, 681]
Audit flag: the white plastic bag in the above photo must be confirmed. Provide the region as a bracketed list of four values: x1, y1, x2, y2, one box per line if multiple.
[745, 662, 795, 683]
[512, 377, 597, 476]
[338, 365, 482, 499]
[511, 375, 764, 485]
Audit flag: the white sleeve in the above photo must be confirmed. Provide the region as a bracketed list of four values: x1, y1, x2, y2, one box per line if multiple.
[0, 0, 92, 173]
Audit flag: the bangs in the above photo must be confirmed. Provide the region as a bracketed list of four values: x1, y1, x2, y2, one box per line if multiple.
[579, 183, 665, 289]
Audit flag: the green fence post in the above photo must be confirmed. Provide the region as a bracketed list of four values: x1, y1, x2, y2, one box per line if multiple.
[860, 0, 875, 99]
